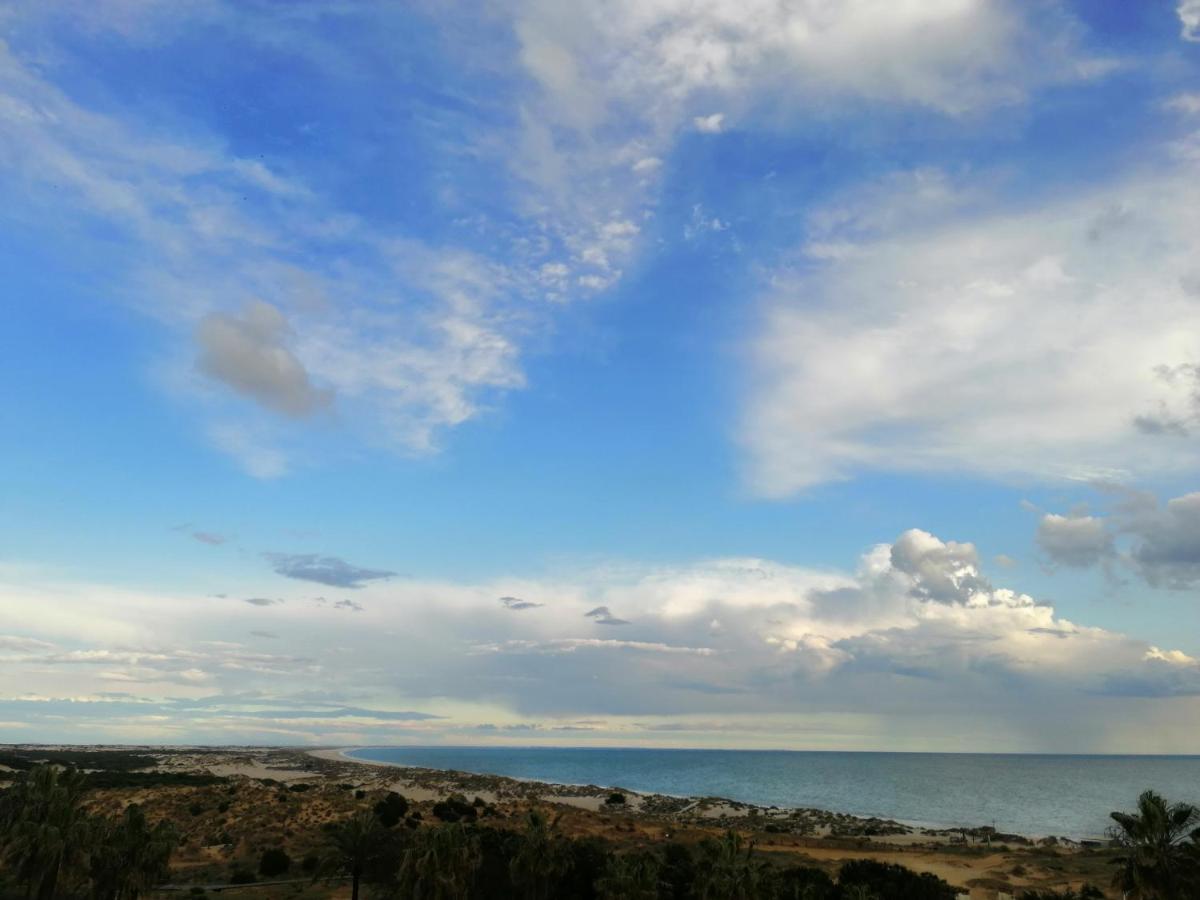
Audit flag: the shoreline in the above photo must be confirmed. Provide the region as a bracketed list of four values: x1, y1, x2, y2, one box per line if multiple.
[308, 746, 1084, 843]
[2, 743, 1121, 895]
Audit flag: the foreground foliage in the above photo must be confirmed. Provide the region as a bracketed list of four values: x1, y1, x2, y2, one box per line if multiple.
[313, 809, 966, 900]
[1107, 789, 1200, 899]
[0, 765, 177, 899]
[5, 760, 1195, 899]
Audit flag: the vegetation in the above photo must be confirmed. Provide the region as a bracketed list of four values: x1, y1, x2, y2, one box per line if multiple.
[305, 811, 964, 900]
[0, 765, 177, 899]
[1107, 789, 1200, 899]
[4, 757, 1195, 899]
[431, 793, 477, 824]
[313, 810, 390, 900]
[373, 791, 409, 828]
[0, 749, 159, 773]
[391, 822, 481, 899]
[258, 846, 292, 877]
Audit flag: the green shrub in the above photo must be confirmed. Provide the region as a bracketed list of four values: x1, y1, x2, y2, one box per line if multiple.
[373, 791, 409, 828]
[259, 847, 291, 877]
[229, 866, 256, 885]
[432, 793, 476, 823]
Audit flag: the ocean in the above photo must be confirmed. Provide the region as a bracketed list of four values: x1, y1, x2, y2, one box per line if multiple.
[346, 746, 1200, 839]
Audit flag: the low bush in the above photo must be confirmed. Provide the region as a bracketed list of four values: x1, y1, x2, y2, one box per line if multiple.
[259, 847, 291, 877]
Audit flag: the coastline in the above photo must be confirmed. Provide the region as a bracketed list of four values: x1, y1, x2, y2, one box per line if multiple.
[305, 746, 1072, 844]
[2, 743, 1121, 895]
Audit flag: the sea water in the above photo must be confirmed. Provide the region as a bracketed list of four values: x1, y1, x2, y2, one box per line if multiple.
[347, 746, 1200, 839]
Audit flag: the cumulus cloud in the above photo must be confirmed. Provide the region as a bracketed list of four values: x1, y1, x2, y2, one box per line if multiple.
[693, 113, 725, 133]
[266, 553, 395, 588]
[3, 529, 1200, 749]
[196, 301, 332, 418]
[889, 530, 992, 604]
[744, 152, 1200, 494]
[1124, 491, 1200, 588]
[1037, 514, 1113, 568]
[1033, 489, 1200, 589]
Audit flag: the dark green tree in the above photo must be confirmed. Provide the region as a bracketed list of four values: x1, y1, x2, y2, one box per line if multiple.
[258, 847, 291, 878]
[89, 804, 177, 900]
[373, 792, 409, 828]
[691, 830, 767, 900]
[391, 823, 481, 900]
[315, 810, 390, 900]
[1018, 887, 1104, 900]
[771, 865, 837, 900]
[837, 859, 957, 900]
[1109, 790, 1200, 899]
[0, 765, 92, 900]
[508, 809, 571, 900]
[595, 850, 660, 900]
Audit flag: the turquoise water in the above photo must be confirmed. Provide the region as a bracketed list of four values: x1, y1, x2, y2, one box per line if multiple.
[347, 747, 1200, 839]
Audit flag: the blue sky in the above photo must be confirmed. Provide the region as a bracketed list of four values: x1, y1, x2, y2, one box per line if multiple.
[2, 0, 1200, 751]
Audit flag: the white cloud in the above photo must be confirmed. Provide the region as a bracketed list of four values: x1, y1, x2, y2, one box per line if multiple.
[0, 2, 1114, 476]
[0, 36, 540, 471]
[3, 528, 1199, 748]
[693, 112, 725, 133]
[1165, 92, 1200, 115]
[744, 152, 1200, 494]
[503, 0, 1103, 339]
[517, 0, 1097, 124]
[1179, 0, 1200, 41]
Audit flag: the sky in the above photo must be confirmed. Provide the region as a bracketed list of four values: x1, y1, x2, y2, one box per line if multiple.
[1, 0, 1200, 752]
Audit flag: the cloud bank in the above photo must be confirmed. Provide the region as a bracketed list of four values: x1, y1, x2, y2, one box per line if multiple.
[2, 528, 1198, 750]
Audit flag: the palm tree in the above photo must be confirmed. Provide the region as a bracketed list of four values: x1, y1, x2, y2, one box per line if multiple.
[0, 764, 91, 900]
[315, 810, 389, 900]
[89, 804, 177, 900]
[508, 809, 570, 900]
[692, 830, 766, 900]
[1109, 789, 1200, 899]
[595, 851, 660, 900]
[392, 823, 481, 900]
